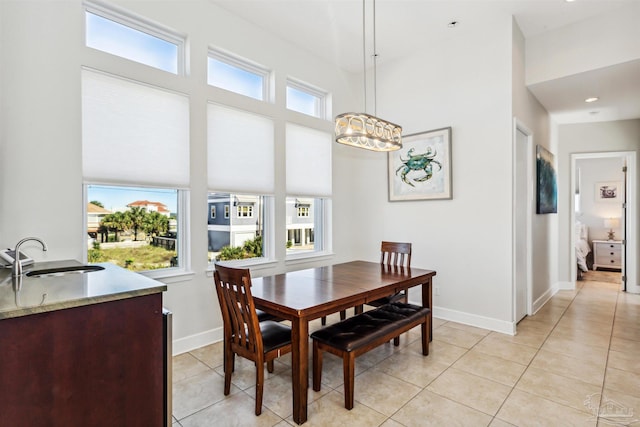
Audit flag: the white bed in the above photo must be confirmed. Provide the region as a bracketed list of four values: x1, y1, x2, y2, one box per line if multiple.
[576, 222, 591, 274]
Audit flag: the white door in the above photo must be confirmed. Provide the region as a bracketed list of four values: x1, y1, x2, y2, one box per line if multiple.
[514, 126, 531, 322]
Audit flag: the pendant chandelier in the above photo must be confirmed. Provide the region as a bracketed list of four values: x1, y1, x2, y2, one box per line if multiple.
[335, 0, 402, 152]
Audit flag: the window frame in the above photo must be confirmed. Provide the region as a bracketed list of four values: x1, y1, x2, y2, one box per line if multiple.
[84, 0, 186, 75]
[83, 184, 191, 278]
[285, 196, 332, 261]
[207, 48, 271, 101]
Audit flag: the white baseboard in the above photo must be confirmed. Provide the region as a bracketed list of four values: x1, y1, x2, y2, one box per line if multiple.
[172, 327, 222, 356]
[532, 285, 559, 314]
[432, 306, 516, 336]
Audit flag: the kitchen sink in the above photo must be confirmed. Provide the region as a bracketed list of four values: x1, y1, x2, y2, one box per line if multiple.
[25, 265, 105, 277]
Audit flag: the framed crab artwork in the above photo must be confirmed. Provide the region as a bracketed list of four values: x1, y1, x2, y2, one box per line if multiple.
[388, 127, 452, 201]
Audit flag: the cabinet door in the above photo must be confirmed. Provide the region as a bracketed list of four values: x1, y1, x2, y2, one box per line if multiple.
[0, 294, 164, 426]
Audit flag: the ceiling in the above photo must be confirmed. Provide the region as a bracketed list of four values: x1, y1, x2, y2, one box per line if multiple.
[212, 0, 640, 124]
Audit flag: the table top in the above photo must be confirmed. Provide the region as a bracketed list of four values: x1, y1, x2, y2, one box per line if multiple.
[251, 260, 435, 319]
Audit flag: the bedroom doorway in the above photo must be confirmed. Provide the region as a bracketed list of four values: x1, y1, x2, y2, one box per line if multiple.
[514, 120, 532, 323]
[571, 151, 638, 293]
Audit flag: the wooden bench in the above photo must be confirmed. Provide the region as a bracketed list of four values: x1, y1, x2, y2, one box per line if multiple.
[310, 302, 430, 410]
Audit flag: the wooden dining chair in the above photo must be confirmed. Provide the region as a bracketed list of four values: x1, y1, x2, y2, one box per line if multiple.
[213, 264, 292, 416]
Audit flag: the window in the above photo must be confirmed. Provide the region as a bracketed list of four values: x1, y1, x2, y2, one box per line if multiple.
[85, 2, 184, 74]
[237, 205, 254, 218]
[208, 193, 269, 263]
[286, 78, 328, 119]
[208, 49, 270, 101]
[210, 206, 216, 219]
[82, 69, 189, 274]
[286, 124, 332, 257]
[87, 185, 181, 272]
[224, 205, 230, 219]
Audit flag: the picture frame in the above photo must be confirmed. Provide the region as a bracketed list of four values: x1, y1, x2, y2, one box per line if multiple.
[536, 145, 557, 214]
[595, 181, 621, 202]
[388, 127, 452, 201]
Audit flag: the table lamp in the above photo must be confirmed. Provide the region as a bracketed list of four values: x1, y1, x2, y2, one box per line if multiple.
[604, 217, 620, 240]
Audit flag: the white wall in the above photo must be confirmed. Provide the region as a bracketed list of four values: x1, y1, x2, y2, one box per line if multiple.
[526, 2, 640, 85]
[0, 0, 359, 353]
[576, 157, 625, 242]
[348, 12, 516, 333]
[512, 20, 554, 311]
[557, 120, 640, 285]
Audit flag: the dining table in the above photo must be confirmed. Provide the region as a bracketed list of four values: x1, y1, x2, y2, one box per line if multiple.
[250, 260, 437, 425]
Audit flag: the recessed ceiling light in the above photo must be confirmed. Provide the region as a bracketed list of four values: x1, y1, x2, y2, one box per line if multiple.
[448, 21, 458, 28]
[585, 97, 599, 103]
[565, 0, 576, 3]
[589, 111, 600, 115]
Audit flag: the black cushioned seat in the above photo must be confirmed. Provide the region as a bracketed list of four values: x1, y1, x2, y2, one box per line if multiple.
[259, 321, 292, 353]
[311, 302, 429, 351]
[311, 302, 430, 410]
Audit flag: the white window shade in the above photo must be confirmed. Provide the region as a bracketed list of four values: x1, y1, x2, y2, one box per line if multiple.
[82, 69, 190, 187]
[207, 103, 274, 194]
[286, 124, 332, 197]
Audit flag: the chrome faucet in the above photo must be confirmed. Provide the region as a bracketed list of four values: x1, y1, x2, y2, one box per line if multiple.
[11, 237, 48, 277]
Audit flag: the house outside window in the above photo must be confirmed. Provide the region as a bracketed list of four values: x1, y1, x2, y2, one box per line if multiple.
[208, 193, 267, 263]
[297, 206, 310, 217]
[210, 205, 216, 219]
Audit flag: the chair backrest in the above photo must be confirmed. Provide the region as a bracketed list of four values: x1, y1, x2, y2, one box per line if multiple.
[380, 241, 412, 268]
[213, 264, 263, 356]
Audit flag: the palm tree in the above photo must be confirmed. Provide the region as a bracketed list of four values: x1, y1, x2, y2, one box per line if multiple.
[90, 200, 104, 208]
[101, 211, 131, 242]
[143, 211, 169, 238]
[126, 207, 147, 241]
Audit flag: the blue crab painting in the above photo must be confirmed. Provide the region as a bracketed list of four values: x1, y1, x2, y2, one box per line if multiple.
[395, 147, 442, 187]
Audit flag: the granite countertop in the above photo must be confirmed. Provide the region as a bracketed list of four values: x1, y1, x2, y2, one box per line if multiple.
[0, 260, 167, 320]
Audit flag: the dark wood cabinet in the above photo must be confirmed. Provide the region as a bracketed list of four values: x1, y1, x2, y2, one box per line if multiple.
[0, 293, 164, 426]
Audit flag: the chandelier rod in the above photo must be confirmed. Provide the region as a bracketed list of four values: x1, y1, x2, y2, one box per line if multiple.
[372, 0, 377, 117]
[362, 0, 367, 115]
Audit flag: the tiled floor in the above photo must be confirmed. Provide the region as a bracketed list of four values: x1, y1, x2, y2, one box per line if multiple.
[172, 273, 640, 426]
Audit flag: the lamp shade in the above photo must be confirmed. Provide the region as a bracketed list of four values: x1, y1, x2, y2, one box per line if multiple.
[604, 218, 620, 229]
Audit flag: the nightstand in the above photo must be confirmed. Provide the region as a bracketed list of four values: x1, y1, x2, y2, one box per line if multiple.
[592, 240, 622, 271]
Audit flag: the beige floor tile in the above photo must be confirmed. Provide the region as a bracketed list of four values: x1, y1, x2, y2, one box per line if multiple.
[179, 392, 282, 427]
[473, 333, 539, 365]
[173, 352, 213, 384]
[433, 324, 486, 349]
[427, 367, 511, 415]
[403, 337, 468, 366]
[599, 389, 640, 425]
[374, 348, 451, 388]
[350, 369, 422, 416]
[245, 371, 329, 419]
[489, 418, 517, 427]
[172, 370, 238, 421]
[610, 335, 640, 353]
[604, 367, 640, 398]
[188, 342, 223, 369]
[212, 356, 289, 391]
[607, 349, 640, 374]
[541, 334, 609, 365]
[453, 349, 526, 387]
[516, 367, 601, 413]
[392, 389, 493, 426]
[497, 389, 597, 427]
[379, 418, 405, 427]
[549, 323, 612, 348]
[514, 318, 554, 336]
[287, 390, 387, 427]
[491, 328, 548, 349]
[529, 349, 605, 386]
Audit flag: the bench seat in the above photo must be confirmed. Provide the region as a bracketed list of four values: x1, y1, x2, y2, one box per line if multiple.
[310, 302, 430, 409]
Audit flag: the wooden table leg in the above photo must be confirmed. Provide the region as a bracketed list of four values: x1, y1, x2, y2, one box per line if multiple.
[422, 277, 433, 341]
[291, 316, 309, 424]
